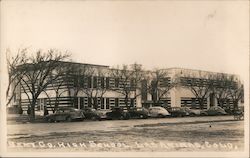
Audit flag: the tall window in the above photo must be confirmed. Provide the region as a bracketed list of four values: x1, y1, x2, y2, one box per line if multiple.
[74, 97, 78, 109]
[101, 98, 105, 109]
[115, 98, 119, 107]
[93, 76, 97, 88]
[106, 98, 110, 109]
[100, 77, 105, 88]
[115, 78, 119, 88]
[80, 97, 84, 109]
[106, 77, 110, 89]
[88, 77, 92, 88]
[130, 98, 135, 107]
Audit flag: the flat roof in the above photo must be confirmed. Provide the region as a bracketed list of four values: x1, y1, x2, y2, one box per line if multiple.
[59, 61, 109, 68]
[162, 67, 239, 76]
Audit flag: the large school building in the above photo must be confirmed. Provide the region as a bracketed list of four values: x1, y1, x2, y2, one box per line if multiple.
[11, 61, 242, 115]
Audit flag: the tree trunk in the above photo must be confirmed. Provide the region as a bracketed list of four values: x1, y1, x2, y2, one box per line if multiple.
[218, 99, 226, 108]
[218, 99, 223, 107]
[125, 95, 129, 108]
[199, 99, 204, 110]
[30, 99, 36, 121]
[233, 101, 238, 113]
[93, 98, 98, 109]
[55, 92, 59, 110]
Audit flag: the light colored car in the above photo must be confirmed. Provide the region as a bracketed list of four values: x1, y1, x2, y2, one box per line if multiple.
[45, 107, 85, 122]
[148, 107, 170, 118]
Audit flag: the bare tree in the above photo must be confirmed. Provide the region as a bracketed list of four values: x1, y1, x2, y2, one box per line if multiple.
[6, 48, 28, 107]
[81, 68, 107, 109]
[109, 65, 134, 108]
[211, 73, 243, 113]
[8, 49, 70, 120]
[129, 63, 145, 106]
[180, 71, 215, 109]
[149, 69, 176, 106]
[67, 64, 108, 109]
[49, 65, 73, 110]
[212, 73, 233, 108]
[227, 76, 244, 112]
[68, 64, 94, 108]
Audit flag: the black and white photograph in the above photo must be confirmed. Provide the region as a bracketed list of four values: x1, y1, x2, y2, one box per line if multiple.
[0, 0, 249, 157]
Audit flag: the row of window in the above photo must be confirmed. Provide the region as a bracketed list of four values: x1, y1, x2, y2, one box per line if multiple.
[21, 97, 137, 110]
[180, 77, 237, 88]
[21, 76, 172, 93]
[73, 97, 137, 109]
[158, 77, 171, 87]
[159, 98, 171, 106]
[72, 76, 136, 90]
[20, 76, 137, 92]
[181, 97, 207, 109]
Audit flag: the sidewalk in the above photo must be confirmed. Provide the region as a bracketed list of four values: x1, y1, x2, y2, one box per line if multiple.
[7, 114, 46, 124]
[134, 117, 239, 127]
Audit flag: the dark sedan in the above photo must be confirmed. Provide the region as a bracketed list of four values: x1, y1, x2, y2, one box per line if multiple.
[106, 107, 130, 120]
[167, 107, 189, 117]
[128, 107, 149, 119]
[200, 106, 227, 116]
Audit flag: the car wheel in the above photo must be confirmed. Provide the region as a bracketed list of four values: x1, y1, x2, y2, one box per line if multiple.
[139, 114, 144, 119]
[189, 113, 195, 117]
[200, 113, 206, 116]
[178, 114, 183, 117]
[66, 116, 72, 122]
[120, 115, 125, 120]
[218, 112, 225, 115]
[47, 118, 54, 123]
[158, 114, 164, 118]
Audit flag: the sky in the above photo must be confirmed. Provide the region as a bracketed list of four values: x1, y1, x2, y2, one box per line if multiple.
[1, 0, 249, 81]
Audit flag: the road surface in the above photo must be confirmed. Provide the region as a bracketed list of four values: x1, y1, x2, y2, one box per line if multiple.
[7, 116, 244, 152]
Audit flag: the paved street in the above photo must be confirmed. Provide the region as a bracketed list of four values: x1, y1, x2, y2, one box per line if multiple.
[7, 116, 244, 152]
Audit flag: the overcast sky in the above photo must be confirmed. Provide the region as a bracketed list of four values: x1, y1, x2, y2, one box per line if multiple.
[1, 0, 249, 81]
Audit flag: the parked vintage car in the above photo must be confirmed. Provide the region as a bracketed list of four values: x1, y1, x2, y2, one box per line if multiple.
[183, 107, 201, 116]
[45, 107, 85, 122]
[200, 106, 227, 116]
[167, 107, 189, 117]
[128, 107, 149, 119]
[106, 107, 130, 120]
[96, 109, 112, 120]
[148, 107, 170, 118]
[82, 107, 102, 120]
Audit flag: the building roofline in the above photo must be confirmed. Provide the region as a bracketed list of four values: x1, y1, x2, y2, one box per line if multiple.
[162, 67, 240, 77]
[58, 60, 109, 68]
